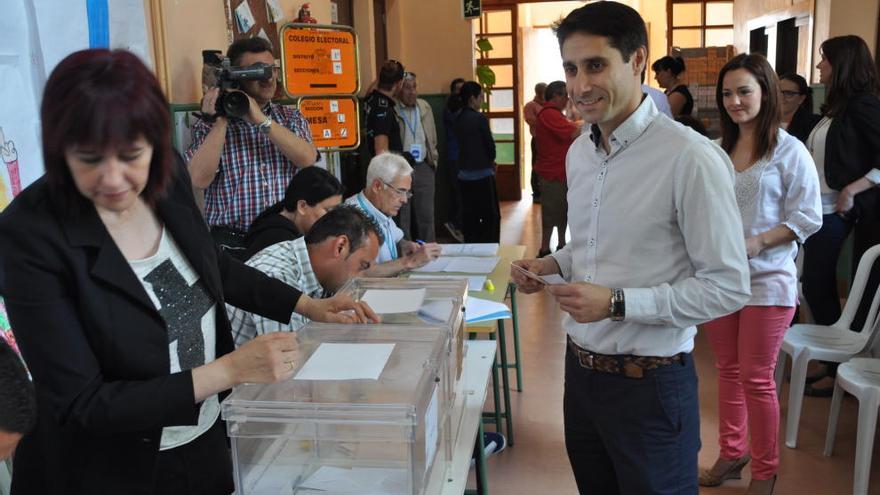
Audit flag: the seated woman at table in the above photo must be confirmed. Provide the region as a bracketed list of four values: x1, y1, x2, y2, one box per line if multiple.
[0, 48, 375, 495]
[243, 166, 344, 260]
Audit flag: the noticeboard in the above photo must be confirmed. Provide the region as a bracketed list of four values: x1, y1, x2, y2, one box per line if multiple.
[280, 23, 359, 97]
[298, 96, 360, 150]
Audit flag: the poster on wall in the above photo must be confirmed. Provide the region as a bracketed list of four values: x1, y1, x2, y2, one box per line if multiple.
[0, 59, 42, 212]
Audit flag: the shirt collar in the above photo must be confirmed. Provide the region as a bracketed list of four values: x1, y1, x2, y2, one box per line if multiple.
[588, 94, 658, 154]
[292, 237, 324, 297]
[357, 191, 392, 222]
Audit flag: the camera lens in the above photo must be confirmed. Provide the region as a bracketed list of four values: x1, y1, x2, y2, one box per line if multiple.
[218, 90, 250, 118]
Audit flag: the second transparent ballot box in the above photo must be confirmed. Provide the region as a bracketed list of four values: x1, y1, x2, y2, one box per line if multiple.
[221, 325, 450, 495]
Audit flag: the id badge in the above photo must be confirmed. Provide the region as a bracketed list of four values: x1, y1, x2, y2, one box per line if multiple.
[409, 143, 424, 162]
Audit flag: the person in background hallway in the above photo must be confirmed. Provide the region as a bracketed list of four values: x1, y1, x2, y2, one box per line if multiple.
[801, 35, 880, 396]
[700, 54, 822, 495]
[0, 339, 34, 461]
[443, 78, 466, 242]
[395, 72, 439, 242]
[524, 82, 547, 203]
[641, 70, 673, 117]
[186, 37, 318, 257]
[0, 49, 375, 495]
[779, 73, 821, 144]
[365, 60, 407, 159]
[345, 152, 441, 276]
[511, 3, 750, 493]
[243, 166, 343, 260]
[534, 80, 579, 258]
[653, 55, 694, 117]
[455, 82, 500, 243]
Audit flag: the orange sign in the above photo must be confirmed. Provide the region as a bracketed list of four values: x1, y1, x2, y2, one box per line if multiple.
[298, 97, 360, 150]
[280, 24, 359, 96]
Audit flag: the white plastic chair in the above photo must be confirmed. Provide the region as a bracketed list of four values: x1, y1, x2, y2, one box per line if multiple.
[774, 244, 880, 449]
[823, 357, 880, 495]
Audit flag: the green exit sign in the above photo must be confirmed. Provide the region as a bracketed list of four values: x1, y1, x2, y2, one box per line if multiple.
[463, 0, 481, 19]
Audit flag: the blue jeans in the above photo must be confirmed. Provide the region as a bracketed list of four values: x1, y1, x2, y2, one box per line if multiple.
[802, 213, 852, 327]
[563, 347, 700, 494]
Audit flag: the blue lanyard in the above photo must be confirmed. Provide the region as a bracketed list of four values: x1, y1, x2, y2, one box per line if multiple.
[400, 105, 420, 140]
[357, 194, 397, 259]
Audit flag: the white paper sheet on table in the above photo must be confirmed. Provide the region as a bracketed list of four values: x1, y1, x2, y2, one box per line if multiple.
[444, 256, 500, 274]
[465, 297, 511, 323]
[294, 343, 394, 381]
[410, 257, 451, 272]
[440, 243, 499, 257]
[361, 288, 426, 313]
[408, 273, 487, 291]
[298, 466, 408, 494]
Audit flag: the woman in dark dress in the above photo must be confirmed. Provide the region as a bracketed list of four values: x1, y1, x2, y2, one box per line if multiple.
[243, 166, 343, 259]
[0, 49, 374, 495]
[653, 55, 694, 117]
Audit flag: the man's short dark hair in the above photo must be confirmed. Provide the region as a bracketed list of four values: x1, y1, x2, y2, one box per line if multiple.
[554, 2, 647, 63]
[304, 204, 385, 252]
[227, 37, 274, 66]
[544, 81, 567, 100]
[0, 340, 36, 435]
[378, 60, 405, 91]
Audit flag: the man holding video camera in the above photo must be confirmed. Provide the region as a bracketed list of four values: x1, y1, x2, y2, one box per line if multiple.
[186, 37, 318, 256]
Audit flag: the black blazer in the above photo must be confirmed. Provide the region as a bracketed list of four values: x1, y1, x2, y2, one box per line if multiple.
[786, 105, 822, 144]
[454, 107, 496, 173]
[0, 162, 303, 494]
[825, 92, 880, 222]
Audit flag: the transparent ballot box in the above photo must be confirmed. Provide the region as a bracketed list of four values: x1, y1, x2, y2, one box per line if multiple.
[336, 277, 467, 383]
[221, 325, 449, 495]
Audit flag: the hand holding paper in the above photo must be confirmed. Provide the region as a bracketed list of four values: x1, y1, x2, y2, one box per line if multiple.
[510, 258, 562, 294]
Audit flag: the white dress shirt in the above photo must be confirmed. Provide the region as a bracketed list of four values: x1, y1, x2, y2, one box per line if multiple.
[345, 191, 404, 263]
[732, 129, 822, 307]
[552, 96, 751, 357]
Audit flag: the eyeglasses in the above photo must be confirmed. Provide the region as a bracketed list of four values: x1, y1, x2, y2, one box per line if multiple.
[403, 71, 417, 80]
[381, 180, 413, 199]
[780, 90, 803, 98]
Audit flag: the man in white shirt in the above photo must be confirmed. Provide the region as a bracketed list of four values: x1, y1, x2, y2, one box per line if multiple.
[511, 3, 750, 494]
[345, 152, 441, 276]
[229, 205, 381, 346]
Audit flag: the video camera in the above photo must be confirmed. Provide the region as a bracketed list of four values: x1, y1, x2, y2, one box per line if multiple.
[202, 50, 275, 119]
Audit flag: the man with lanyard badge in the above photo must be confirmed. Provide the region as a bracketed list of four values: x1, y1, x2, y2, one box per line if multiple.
[396, 71, 439, 242]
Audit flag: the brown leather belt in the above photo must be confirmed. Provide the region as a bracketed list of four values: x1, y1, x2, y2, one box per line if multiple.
[567, 337, 684, 379]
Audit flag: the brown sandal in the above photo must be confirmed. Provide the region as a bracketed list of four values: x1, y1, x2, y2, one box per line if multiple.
[698, 455, 751, 487]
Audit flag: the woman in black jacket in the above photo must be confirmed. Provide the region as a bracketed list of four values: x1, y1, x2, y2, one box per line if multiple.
[779, 73, 821, 143]
[0, 49, 374, 495]
[243, 166, 344, 259]
[801, 35, 880, 395]
[454, 81, 500, 242]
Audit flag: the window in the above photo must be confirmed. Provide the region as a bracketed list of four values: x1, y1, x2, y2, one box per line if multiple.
[668, 1, 734, 51]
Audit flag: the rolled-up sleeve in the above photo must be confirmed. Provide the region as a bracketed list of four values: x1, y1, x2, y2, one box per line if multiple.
[782, 142, 823, 242]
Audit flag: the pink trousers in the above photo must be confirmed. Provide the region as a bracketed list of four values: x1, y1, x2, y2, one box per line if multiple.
[704, 305, 795, 480]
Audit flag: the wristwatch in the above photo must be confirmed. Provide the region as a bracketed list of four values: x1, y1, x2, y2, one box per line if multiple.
[608, 288, 625, 321]
[258, 116, 272, 135]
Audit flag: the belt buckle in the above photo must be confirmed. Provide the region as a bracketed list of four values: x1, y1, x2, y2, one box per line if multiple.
[578, 351, 594, 369]
[623, 361, 644, 379]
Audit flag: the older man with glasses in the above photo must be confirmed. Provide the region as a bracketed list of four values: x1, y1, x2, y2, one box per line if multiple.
[345, 152, 441, 276]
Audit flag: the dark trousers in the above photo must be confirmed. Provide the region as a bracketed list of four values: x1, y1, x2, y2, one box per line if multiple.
[446, 159, 463, 229]
[459, 175, 500, 243]
[563, 348, 700, 495]
[530, 137, 541, 198]
[803, 213, 880, 332]
[151, 419, 234, 495]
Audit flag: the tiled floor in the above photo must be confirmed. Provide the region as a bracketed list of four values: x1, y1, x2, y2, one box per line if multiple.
[470, 198, 877, 494]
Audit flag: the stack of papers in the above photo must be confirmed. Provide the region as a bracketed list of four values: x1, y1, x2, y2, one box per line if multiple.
[464, 297, 511, 323]
[411, 256, 500, 274]
[439, 243, 499, 257]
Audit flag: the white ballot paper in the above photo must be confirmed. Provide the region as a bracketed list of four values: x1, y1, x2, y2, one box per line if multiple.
[444, 256, 500, 274]
[510, 263, 565, 285]
[294, 343, 395, 381]
[361, 288, 426, 314]
[299, 466, 408, 494]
